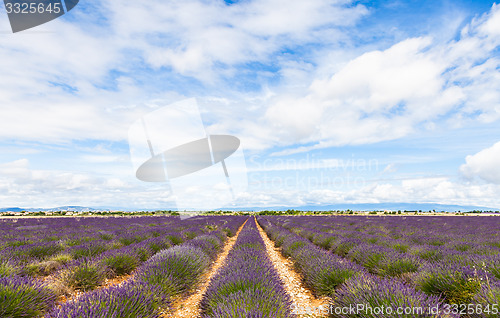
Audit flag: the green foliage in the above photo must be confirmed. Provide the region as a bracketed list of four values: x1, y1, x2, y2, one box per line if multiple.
[391, 243, 409, 253]
[223, 228, 234, 237]
[24, 261, 61, 276]
[416, 249, 444, 262]
[0, 261, 18, 277]
[333, 241, 357, 257]
[283, 241, 306, 257]
[311, 267, 356, 297]
[48, 253, 72, 264]
[134, 247, 152, 262]
[416, 270, 481, 304]
[62, 261, 106, 291]
[473, 284, 500, 318]
[490, 265, 500, 280]
[26, 244, 63, 260]
[7, 240, 33, 247]
[315, 236, 336, 250]
[273, 234, 287, 247]
[152, 240, 173, 254]
[378, 259, 420, 277]
[0, 278, 56, 317]
[166, 235, 184, 245]
[183, 231, 197, 240]
[367, 237, 379, 244]
[70, 244, 107, 259]
[453, 243, 471, 252]
[118, 237, 137, 246]
[104, 254, 139, 277]
[205, 224, 218, 231]
[428, 239, 446, 246]
[98, 233, 114, 241]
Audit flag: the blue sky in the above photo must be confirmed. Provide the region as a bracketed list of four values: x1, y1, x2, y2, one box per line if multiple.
[0, 0, 499, 209]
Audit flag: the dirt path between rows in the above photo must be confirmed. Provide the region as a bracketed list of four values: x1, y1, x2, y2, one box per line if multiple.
[164, 218, 249, 318]
[255, 217, 330, 317]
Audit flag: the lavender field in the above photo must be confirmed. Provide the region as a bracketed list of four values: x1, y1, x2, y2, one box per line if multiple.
[1, 214, 499, 317]
[0, 215, 246, 317]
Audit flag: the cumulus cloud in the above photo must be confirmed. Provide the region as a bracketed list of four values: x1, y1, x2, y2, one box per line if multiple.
[237, 176, 500, 208]
[460, 141, 500, 184]
[105, 0, 367, 78]
[0, 158, 136, 207]
[1, 1, 498, 151]
[0, 0, 369, 144]
[263, 4, 500, 153]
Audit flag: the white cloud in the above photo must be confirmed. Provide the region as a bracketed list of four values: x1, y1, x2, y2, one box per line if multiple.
[237, 176, 500, 208]
[262, 4, 500, 153]
[0, 158, 134, 207]
[1, 2, 497, 152]
[460, 141, 500, 184]
[1, 155, 499, 209]
[263, 36, 454, 152]
[0, 0, 368, 145]
[0, 159, 31, 178]
[106, 0, 368, 78]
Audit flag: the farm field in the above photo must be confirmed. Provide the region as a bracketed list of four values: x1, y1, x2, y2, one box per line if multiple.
[0, 214, 499, 317]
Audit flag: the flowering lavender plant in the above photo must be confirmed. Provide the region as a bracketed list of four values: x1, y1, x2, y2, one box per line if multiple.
[201, 218, 292, 317]
[0, 274, 57, 317]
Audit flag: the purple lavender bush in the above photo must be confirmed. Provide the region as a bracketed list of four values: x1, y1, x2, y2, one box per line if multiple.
[185, 234, 224, 260]
[101, 252, 139, 277]
[59, 258, 108, 291]
[0, 259, 19, 277]
[0, 274, 57, 317]
[296, 248, 361, 297]
[410, 263, 484, 304]
[201, 218, 291, 318]
[472, 280, 500, 318]
[46, 281, 166, 318]
[135, 244, 209, 297]
[377, 253, 421, 277]
[331, 274, 453, 318]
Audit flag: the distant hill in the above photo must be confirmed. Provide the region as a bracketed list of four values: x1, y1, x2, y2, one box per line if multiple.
[0, 207, 24, 213]
[225, 202, 500, 212]
[0, 206, 106, 213]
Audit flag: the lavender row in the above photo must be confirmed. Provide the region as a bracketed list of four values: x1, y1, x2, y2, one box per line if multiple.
[200, 218, 292, 318]
[258, 217, 450, 318]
